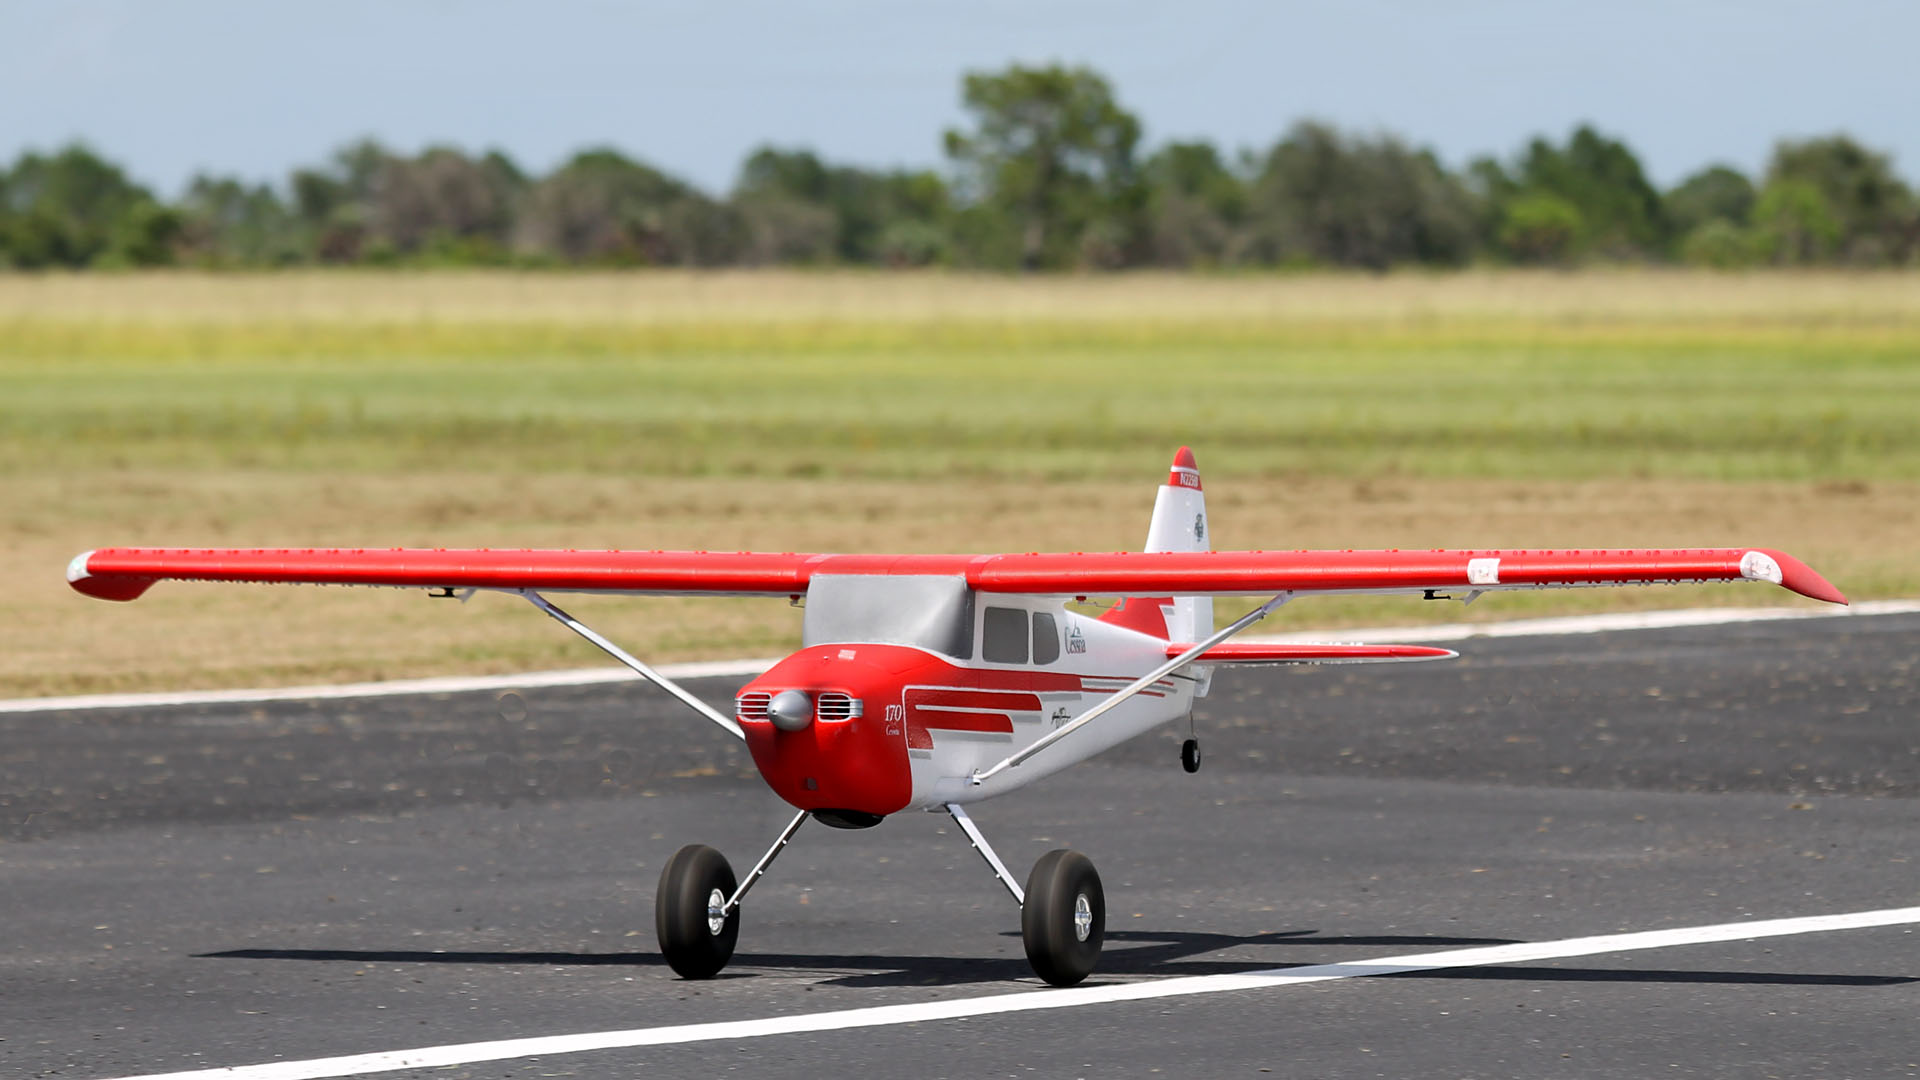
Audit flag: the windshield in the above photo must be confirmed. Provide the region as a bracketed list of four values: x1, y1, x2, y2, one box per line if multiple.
[802, 574, 974, 659]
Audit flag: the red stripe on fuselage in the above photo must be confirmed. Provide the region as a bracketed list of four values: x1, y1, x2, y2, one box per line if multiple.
[905, 689, 1044, 712]
[903, 688, 1036, 750]
[902, 709, 1015, 750]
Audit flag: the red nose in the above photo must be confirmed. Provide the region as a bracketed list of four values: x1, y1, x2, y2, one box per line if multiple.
[735, 644, 925, 818]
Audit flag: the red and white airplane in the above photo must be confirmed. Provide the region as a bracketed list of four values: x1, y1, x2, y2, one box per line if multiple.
[67, 448, 1847, 985]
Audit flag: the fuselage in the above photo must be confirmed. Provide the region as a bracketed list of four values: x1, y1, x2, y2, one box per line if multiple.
[734, 588, 1196, 821]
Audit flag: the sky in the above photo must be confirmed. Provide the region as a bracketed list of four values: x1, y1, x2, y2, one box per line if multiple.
[2, 0, 1915, 197]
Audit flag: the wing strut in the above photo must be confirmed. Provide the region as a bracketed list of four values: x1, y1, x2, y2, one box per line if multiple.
[522, 590, 745, 741]
[970, 593, 1291, 786]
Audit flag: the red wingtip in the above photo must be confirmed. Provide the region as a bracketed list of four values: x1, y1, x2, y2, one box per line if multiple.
[66, 550, 157, 602]
[1768, 549, 1849, 606]
[1167, 446, 1201, 490]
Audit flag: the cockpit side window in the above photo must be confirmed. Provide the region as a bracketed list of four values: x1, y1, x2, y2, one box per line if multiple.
[982, 606, 1029, 664]
[1030, 612, 1060, 665]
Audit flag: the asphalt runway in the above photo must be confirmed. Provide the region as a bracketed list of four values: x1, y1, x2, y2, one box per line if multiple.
[3, 611, 1916, 1079]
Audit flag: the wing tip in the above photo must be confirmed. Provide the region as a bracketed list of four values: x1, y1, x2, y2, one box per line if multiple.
[1746, 549, 1848, 606]
[67, 550, 156, 602]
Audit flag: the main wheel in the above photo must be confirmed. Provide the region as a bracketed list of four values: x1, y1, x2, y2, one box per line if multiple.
[1180, 738, 1202, 773]
[1021, 849, 1104, 987]
[655, 844, 739, 979]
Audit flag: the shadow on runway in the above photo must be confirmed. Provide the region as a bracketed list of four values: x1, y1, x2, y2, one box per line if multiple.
[196, 929, 1498, 984]
[196, 928, 1913, 990]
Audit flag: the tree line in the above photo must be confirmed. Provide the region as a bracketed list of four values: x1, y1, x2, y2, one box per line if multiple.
[3, 64, 1914, 272]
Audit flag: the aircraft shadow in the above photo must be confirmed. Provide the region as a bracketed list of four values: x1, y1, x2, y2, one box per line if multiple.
[197, 928, 1913, 990]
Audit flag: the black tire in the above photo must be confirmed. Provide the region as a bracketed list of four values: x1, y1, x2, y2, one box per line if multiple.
[1021, 849, 1104, 987]
[1180, 738, 1202, 774]
[655, 844, 739, 979]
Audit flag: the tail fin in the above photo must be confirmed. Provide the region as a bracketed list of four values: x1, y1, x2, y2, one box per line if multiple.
[1143, 446, 1212, 642]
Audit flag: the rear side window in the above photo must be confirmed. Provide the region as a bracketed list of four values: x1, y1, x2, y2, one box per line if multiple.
[982, 606, 1029, 664]
[1031, 612, 1060, 665]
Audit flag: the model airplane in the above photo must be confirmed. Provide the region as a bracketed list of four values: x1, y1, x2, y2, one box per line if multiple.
[67, 448, 1847, 986]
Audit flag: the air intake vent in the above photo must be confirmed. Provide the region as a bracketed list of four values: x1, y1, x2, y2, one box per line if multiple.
[816, 692, 862, 722]
[735, 691, 771, 723]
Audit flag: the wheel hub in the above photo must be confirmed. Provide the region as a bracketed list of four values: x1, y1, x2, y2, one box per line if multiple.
[706, 888, 727, 936]
[1073, 893, 1092, 942]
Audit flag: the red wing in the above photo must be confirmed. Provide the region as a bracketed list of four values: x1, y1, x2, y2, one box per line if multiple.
[67, 546, 1846, 605]
[66, 548, 822, 602]
[969, 547, 1847, 605]
[1168, 642, 1458, 665]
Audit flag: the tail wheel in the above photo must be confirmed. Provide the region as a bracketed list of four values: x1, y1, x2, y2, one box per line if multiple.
[1021, 849, 1104, 987]
[1180, 738, 1202, 773]
[655, 844, 739, 979]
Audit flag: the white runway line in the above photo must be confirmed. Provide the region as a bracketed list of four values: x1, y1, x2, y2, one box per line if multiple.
[96, 904, 1920, 1080]
[7, 600, 1916, 716]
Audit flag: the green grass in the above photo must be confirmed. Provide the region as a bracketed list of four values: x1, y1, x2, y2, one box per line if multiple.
[5, 320, 1917, 482]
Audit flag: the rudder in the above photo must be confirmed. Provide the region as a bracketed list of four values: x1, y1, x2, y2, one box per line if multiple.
[1142, 446, 1212, 643]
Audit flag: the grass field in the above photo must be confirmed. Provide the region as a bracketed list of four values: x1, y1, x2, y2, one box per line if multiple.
[4, 269, 1916, 697]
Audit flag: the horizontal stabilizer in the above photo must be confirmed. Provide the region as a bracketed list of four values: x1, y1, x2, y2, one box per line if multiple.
[1165, 641, 1457, 665]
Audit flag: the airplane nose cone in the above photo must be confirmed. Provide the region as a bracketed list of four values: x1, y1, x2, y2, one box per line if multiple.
[767, 689, 813, 732]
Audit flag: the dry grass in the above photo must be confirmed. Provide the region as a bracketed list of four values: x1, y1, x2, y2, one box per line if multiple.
[6, 268, 1920, 327]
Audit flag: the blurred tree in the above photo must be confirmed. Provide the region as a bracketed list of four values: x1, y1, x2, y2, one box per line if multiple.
[291, 168, 347, 227]
[5, 86, 1918, 273]
[737, 147, 833, 204]
[370, 146, 522, 258]
[1510, 125, 1667, 257]
[1141, 141, 1246, 266]
[0, 209, 70, 269]
[1680, 218, 1758, 269]
[875, 219, 949, 267]
[1666, 165, 1756, 235]
[1244, 122, 1477, 269]
[178, 175, 299, 265]
[288, 139, 398, 263]
[734, 146, 951, 264]
[1750, 179, 1840, 264]
[1497, 192, 1583, 263]
[1462, 155, 1518, 254]
[103, 200, 185, 266]
[1763, 135, 1914, 263]
[0, 144, 155, 267]
[944, 64, 1143, 269]
[516, 148, 739, 265]
[735, 192, 837, 265]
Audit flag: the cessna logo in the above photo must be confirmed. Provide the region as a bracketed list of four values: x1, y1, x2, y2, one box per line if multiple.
[1194, 513, 1206, 542]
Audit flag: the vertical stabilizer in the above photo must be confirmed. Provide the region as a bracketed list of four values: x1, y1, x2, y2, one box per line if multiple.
[1143, 446, 1212, 643]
